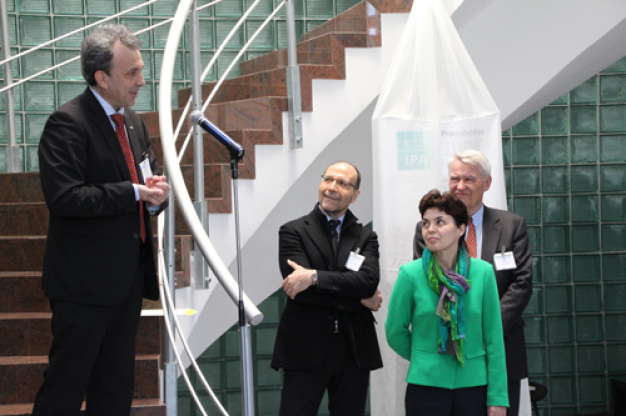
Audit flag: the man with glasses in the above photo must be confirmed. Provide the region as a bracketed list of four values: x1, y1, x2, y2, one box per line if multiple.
[272, 161, 383, 416]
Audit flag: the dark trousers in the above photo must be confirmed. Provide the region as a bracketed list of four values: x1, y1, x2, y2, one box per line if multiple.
[405, 383, 488, 416]
[507, 379, 521, 416]
[32, 254, 145, 416]
[279, 332, 370, 416]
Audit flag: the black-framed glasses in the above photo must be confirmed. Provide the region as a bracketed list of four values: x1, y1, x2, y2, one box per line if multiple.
[321, 175, 356, 190]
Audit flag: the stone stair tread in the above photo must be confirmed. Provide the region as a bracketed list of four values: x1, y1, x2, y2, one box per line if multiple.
[0, 354, 160, 365]
[0, 398, 165, 415]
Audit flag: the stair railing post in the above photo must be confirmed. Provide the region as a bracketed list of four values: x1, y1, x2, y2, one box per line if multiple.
[189, 0, 211, 290]
[164, 185, 178, 415]
[285, 0, 303, 148]
[0, 0, 20, 172]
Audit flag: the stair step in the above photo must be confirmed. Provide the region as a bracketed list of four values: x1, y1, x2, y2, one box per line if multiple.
[0, 173, 43, 204]
[0, 312, 161, 357]
[0, 397, 165, 415]
[0, 273, 48, 314]
[0, 203, 48, 237]
[0, 237, 45, 273]
[0, 354, 160, 405]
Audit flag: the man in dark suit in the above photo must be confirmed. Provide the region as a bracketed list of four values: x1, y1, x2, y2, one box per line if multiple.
[32, 24, 170, 415]
[413, 150, 532, 416]
[272, 161, 383, 416]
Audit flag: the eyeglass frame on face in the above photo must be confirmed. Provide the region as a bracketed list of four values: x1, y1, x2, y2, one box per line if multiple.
[321, 174, 357, 191]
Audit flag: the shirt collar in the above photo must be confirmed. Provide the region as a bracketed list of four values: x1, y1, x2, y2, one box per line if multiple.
[470, 204, 485, 228]
[90, 87, 125, 117]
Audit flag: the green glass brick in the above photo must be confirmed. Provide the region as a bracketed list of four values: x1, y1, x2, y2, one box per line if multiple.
[576, 315, 605, 343]
[600, 74, 626, 103]
[215, 0, 244, 17]
[526, 226, 541, 255]
[52, 0, 84, 14]
[549, 346, 575, 374]
[23, 49, 54, 80]
[255, 358, 281, 387]
[504, 168, 512, 197]
[541, 106, 568, 135]
[551, 93, 569, 105]
[19, 16, 52, 46]
[247, 20, 276, 50]
[545, 287, 572, 314]
[600, 134, 626, 162]
[572, 225, 599, 252]
[571, 135, 598, 163]
[571, 165, 598, 192]
[573, 255, 601, 282]
[602, 56, 626, 73]
[513, 197, 540, 225]
[17, 0, 50, 13]
[547, 315, 573, 341]
[0, 114, 23, 144]
[306, 0, 333, 17]
[512, 167, 539, 195]
[196, 361, 222, 390]
[226, 392, 243, 416]
[543, 196, 569, 224]
[575, 284, 602, 312]
[118, 19, 151, 48]
[202, 338, 223, 359]
[577, 345, 606, 372]
[541, 136, 569, 165]
[257, 390, 282, 416]
[254, 327, 277, 355]
[603, 254, 626, 280]
[579, 376, 607, 404]
[526, 346, 546, 376]
[571, 195, 598, 222]
[225, 328, 239, 357]
[0, 146, 6, 172]
[0, 85, 22, 111]
[24, 114, 47, 144]
[120, 0, 149, 16]
[571, 76, 597, 104]
[25, 83, 55, 111]
[606, 314, 626, 341]
[571, 105, 597, 134]
[152, 0, 179, 16]
[154, 51, 185, 80]
[605, 283, 626, 312]
[600, 105, 626, 132]
[601, 224, 626, 251]
[512, 112, 539, 136]
[225, 360, 242, 389]
[215, 21, 245, 51]
[244, 0, 275, 16]
[152, 19, 179, 48]
[306, 20, 324, 33]
[55, 51, 82, 81]
[217, 51, 242, 79]
[512, 137, 539, 165]
[600, 165, 626, 191]
[502, 136, 511, 166]
[525, 316, 545, 344]
[541, 166, 569, 194]
[543, 226, 570, 253]
[139, 51, 153, 81]
[607, 345, 626, 371]
[525, 287, 543, 314]
[258, 292, 281, 324]
[196, 20, 215, 49]
[132, 83, 154, 112]
[601, 194, 626, 221]
[86, 0, 116, 15]
[532, 255, 542, 284]
[550, 377, 577, 404]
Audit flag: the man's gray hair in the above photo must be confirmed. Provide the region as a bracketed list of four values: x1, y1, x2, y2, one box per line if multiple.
[81, 24, 141, 86]
[449, 149, 492, 180]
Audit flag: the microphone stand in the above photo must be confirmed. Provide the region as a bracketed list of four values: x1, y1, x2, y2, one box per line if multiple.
[229, 150, 255, 416]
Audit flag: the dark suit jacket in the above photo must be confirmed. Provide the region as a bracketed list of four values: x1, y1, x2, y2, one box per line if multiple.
[38, 88, 163, 305]
[413, 205, 532, 381]
[272, 206, 383, 371]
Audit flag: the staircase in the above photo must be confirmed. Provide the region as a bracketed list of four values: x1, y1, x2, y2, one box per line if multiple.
[0, 1, 383, 414]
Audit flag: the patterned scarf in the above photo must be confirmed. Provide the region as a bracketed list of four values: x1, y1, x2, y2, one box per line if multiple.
[422, 245, 471, 365]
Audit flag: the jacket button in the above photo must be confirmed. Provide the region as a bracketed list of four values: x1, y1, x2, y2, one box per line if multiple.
[132, 232, 139, 239]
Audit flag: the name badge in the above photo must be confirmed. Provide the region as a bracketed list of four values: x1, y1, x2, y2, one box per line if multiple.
[345, 250, 365, 271]
[139, 157, 153, 183]
[494, 251, 516, 271]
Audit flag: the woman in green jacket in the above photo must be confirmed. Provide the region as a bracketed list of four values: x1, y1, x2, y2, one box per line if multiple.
[386, 190, 508, 415]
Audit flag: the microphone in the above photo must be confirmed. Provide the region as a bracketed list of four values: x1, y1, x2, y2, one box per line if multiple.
[190, 110, 245, 160]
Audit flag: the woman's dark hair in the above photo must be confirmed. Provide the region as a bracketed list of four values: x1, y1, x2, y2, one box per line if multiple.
[419, 189, 468, 245]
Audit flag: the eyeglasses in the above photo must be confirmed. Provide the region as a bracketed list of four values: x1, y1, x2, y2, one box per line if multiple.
[321, 175, 356, 190]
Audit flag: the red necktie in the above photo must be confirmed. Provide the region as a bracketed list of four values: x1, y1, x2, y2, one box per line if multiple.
[111, 113, 146, 242]
[467, 217, 477, 258]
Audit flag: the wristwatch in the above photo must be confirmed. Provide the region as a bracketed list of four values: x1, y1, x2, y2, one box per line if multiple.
[311, 270, 318, 285]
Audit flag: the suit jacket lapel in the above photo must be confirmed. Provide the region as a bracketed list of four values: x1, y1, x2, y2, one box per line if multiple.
[83, 89, 133, 182]
[481, 206, 502, 263]
[304, 210, 335, 264]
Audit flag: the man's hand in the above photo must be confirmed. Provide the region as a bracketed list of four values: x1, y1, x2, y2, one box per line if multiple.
[138, 175, 170, 207]
[487, 406, 507, 416]
[360, 289, 382, 311]
[282, 259, 315, 300]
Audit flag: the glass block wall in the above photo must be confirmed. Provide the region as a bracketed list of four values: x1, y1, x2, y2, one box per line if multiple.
[0, 0, 360, 172]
